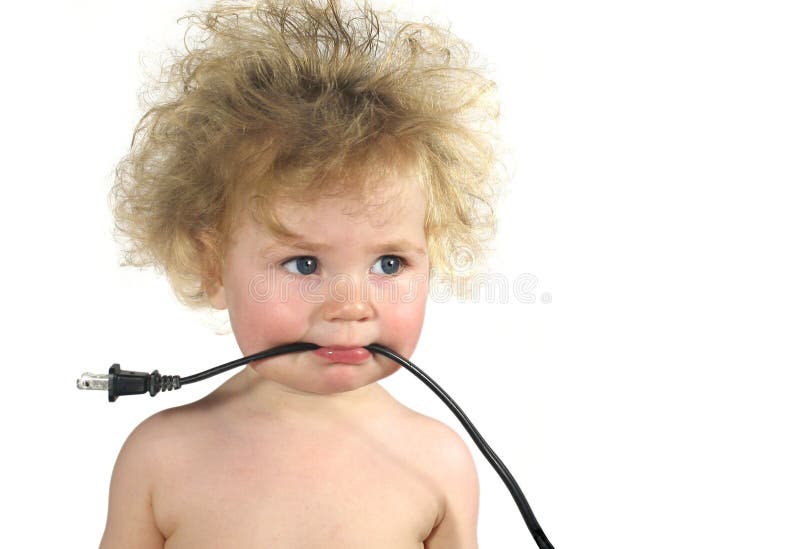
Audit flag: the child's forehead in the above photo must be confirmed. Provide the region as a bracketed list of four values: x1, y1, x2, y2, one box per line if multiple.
[249, 183, 422, 231]
[221, 155, 429, 248]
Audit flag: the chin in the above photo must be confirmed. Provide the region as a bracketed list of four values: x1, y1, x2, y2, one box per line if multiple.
[317, 370, 372, 393]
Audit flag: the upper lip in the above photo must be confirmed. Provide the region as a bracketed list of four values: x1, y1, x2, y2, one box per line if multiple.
[317, 344, 369, 349]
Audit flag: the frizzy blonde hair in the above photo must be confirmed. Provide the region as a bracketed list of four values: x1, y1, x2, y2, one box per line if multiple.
[111, 0, 507, 308]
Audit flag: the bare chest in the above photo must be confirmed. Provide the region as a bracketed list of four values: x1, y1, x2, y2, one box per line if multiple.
[155, 420, 442, 549]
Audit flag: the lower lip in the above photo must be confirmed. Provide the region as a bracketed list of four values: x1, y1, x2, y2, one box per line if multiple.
[313, 347, 372, 364]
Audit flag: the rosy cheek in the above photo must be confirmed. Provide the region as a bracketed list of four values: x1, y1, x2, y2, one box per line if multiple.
[383, 298, 427, 355]
[227, 287, 310, 352]
[257, 298, 307, 332]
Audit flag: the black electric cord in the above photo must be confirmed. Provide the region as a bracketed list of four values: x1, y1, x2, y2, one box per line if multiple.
[76, 342, 555, 549]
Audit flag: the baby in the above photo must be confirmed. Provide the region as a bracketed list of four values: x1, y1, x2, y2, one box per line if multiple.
[100, 0, 504, 547]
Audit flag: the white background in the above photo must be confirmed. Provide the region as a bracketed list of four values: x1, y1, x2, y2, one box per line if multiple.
[2, 0, 798, 547]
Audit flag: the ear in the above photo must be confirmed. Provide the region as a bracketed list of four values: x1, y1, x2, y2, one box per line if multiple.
[195, 229, 227, 310]
[205, 278, 227, 310]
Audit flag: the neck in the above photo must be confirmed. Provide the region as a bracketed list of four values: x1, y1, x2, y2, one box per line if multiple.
[214, 366, 391, 423]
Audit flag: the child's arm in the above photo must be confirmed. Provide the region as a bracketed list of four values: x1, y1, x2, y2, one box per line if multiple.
[99, 417, 166, 549]
[424, 424, 481, 549]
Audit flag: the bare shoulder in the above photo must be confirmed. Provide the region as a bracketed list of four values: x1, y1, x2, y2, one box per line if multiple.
[99, 403, 210, 549]
[123, 404, 194, 450]
[402, 409, 478, 468]
[115, 402, 209, 470]
[402, 411, 481, 549]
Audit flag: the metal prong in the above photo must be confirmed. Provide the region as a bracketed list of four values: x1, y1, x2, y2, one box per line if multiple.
[77, 372, 110, 391]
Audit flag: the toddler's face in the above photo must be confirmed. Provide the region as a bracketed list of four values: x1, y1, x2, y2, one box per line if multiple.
[209, 172, 429, 400]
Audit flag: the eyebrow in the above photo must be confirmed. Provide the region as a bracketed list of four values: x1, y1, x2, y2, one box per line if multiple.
[279, 239, 427, 256]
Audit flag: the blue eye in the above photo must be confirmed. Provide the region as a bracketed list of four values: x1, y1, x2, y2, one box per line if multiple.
[371, 255, 405, 276]
[282, 256, 318, 275]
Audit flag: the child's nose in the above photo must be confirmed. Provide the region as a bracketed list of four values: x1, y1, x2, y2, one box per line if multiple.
[322, 298, 373, 322]
[321, 277, 375, 322]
